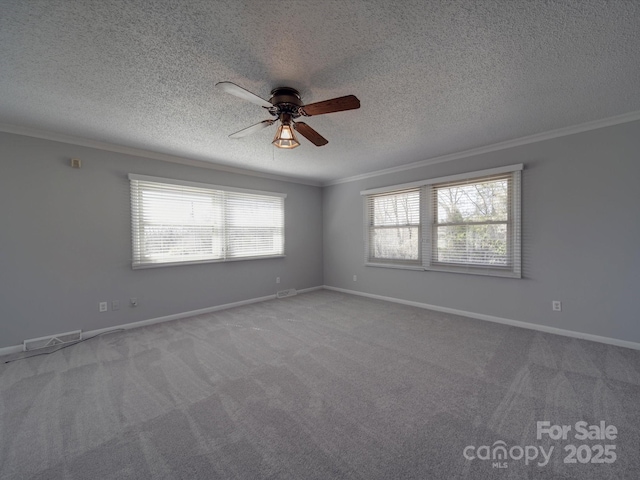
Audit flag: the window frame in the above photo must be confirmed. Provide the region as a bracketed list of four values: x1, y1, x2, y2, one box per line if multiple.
[362, 164, 522, 278]
[365, 188, 423, 267]
[129, 174, 286, 269]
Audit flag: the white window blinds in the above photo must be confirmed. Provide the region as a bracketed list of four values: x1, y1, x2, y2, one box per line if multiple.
[129, 175, 285, 269]
[365, 188, 421, 265]
[362, 165, 522, 277]
[430, 173, 517, 271]
[224, 191, 285, 260]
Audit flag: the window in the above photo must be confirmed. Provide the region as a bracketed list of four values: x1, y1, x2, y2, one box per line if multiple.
[363, 165, 522, 277]
[129, 174, 285, 269]
[366, 188, 421, 265]
[431, 174, 513, 269]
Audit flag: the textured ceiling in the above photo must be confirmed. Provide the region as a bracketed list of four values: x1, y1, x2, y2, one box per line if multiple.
[1, 0, 639, 184]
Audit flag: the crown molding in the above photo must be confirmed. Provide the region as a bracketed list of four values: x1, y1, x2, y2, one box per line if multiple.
[0, 124, 322, 187]
[323, 110, 640, 186]
[3, 109, 640, 189]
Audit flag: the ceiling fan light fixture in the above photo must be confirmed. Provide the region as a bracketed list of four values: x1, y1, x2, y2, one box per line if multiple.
[272, 123, 300, 149]
[217, 81, 360, 148]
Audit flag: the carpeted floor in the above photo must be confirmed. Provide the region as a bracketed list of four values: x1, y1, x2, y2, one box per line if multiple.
[1, 290, 639, 479]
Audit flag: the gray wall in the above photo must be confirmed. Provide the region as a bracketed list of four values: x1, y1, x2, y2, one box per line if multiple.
[3, 120, 639, 349]
[323, 120, 640, 344]
[0, 132, 323, 348]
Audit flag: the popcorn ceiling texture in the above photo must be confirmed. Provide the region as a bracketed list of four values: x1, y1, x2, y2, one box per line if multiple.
[1, 0, 639, 183]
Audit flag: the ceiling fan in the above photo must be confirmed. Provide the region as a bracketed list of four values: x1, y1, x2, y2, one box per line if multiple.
[216, 82, 360, 149]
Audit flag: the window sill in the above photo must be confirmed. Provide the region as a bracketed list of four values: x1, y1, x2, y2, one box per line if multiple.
[365, 262, 521, 278]
[426, 264, 521, 278]
[365, 262, 424, 271]
[133, 254, 286, 270]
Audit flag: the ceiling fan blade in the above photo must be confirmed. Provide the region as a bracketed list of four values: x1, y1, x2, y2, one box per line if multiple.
[294, 122, 328, 146]
[300, 95, 360, 116]
[229, 119, 275, 138]
[216, 81, 272, 108]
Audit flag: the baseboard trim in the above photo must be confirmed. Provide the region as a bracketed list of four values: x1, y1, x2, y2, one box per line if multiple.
[82, 293, 279, 339]
[323, 286, 640, 351]
[0, 287, 329, 356]
[296, 286, 324, 294]
[0, 344, 24, 357]
[7, 285, 633, 355]
[84, 286, 323, 339]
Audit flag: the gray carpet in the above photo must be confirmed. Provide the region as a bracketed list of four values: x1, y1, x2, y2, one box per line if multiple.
[1, 290, 639, 479]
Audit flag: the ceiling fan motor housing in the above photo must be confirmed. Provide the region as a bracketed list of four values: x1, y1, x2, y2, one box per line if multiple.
[269, 87, 303, 119]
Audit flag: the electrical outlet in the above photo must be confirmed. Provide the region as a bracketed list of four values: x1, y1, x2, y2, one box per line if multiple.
[276, 277, 280, 284]
[112, 300, 120, 311]
[552, 301, 562, 312]
[353, 275, 357, 281]
[130, 297, 138, 307]
[99, 302, 108, 313]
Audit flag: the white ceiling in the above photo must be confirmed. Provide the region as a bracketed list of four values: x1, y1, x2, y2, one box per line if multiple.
[1, 0, 639, 185]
